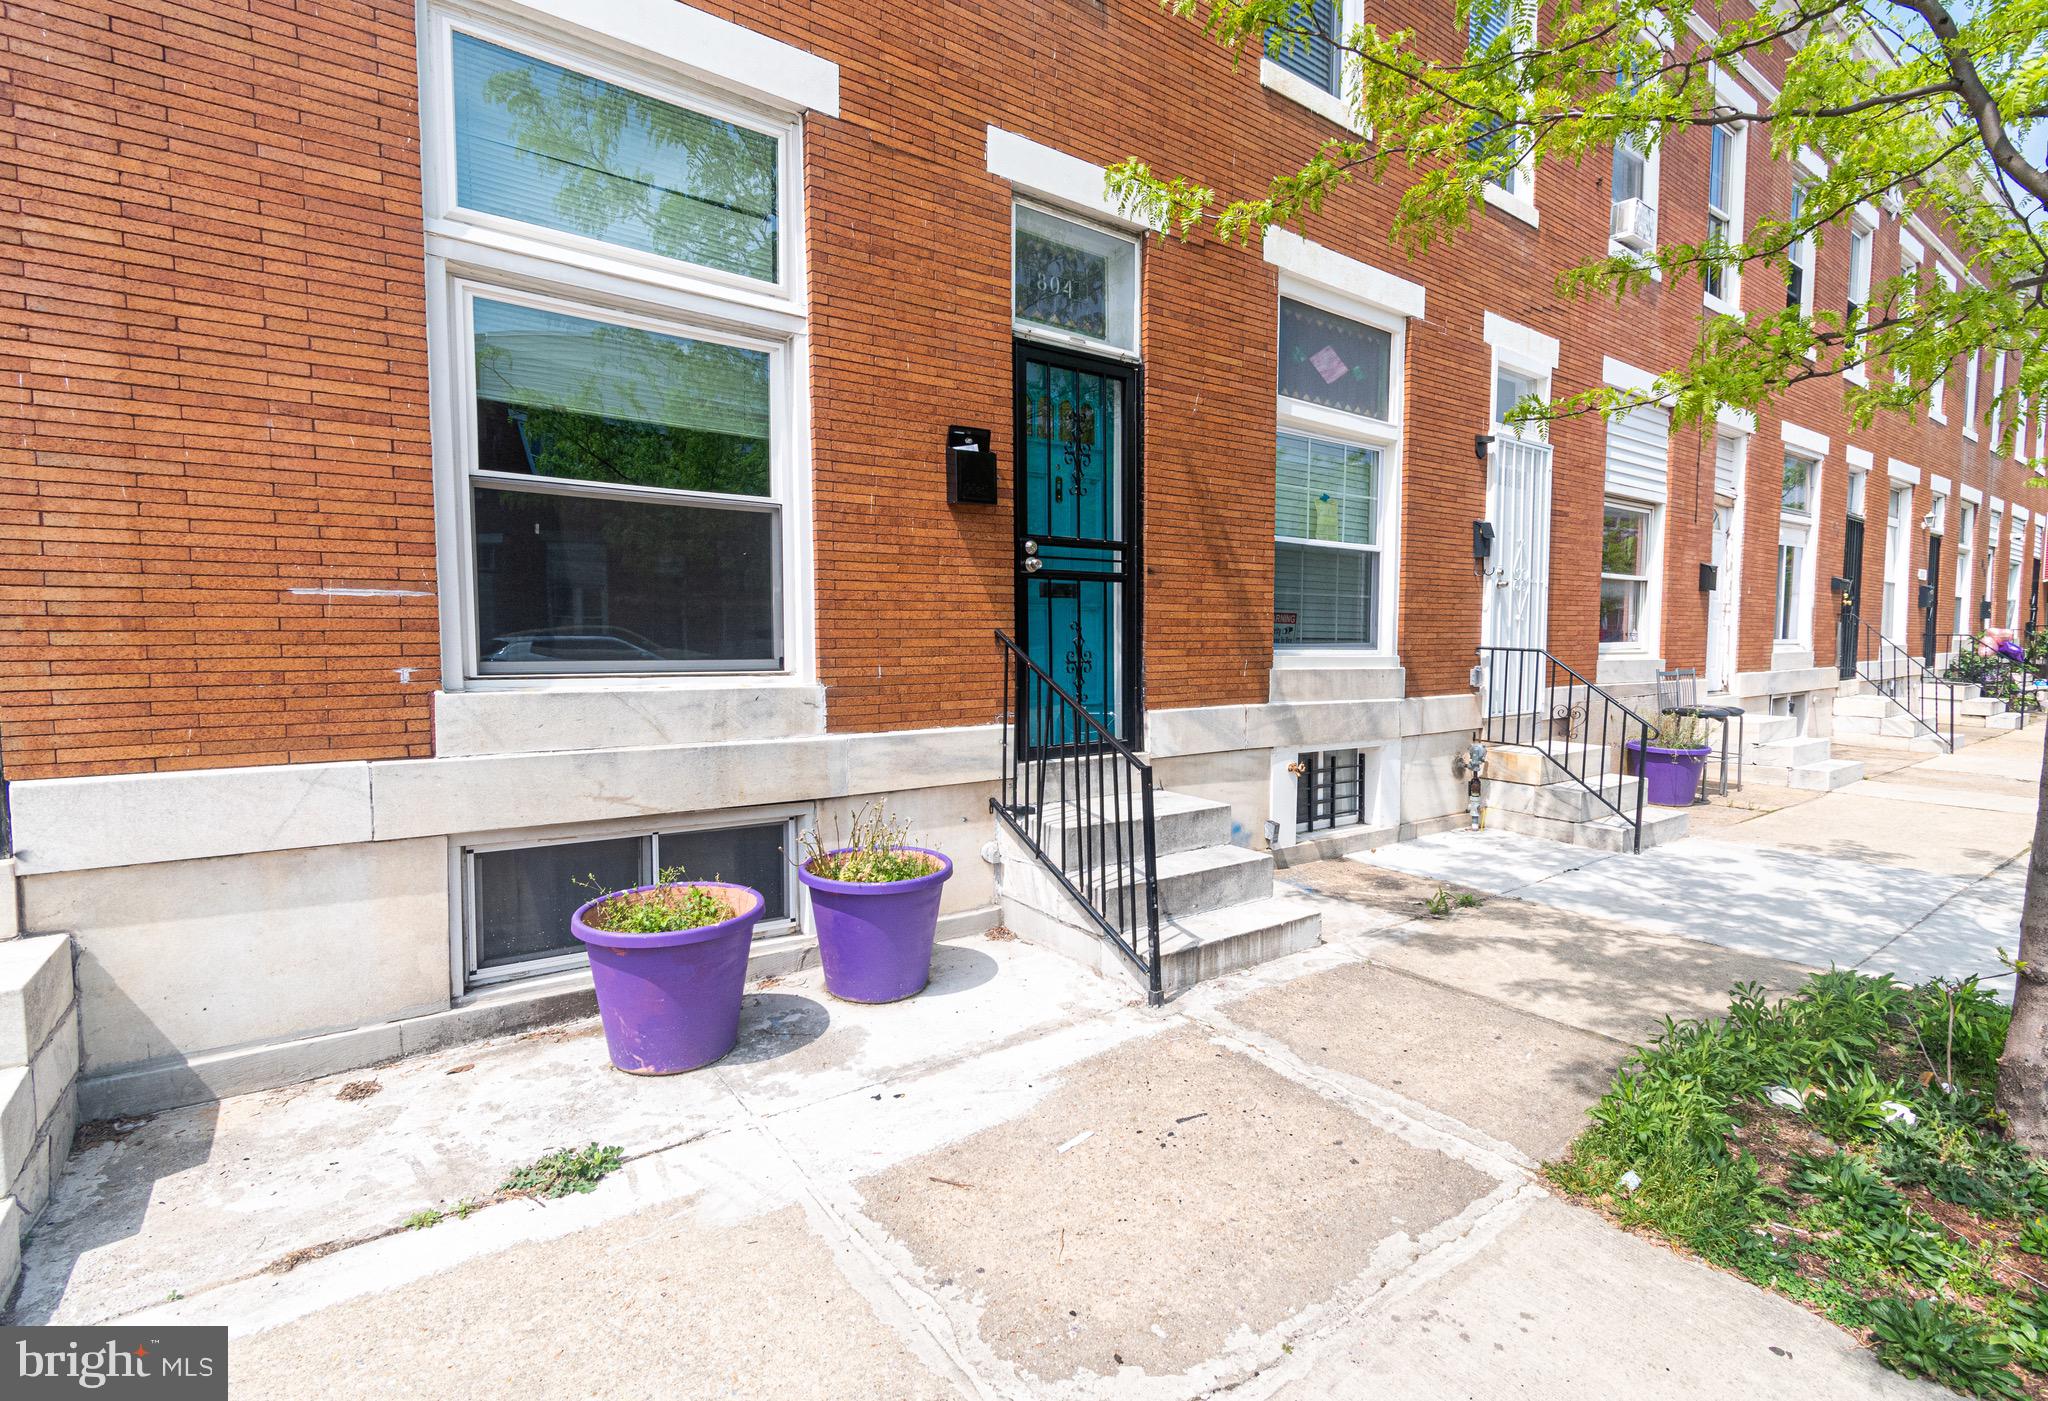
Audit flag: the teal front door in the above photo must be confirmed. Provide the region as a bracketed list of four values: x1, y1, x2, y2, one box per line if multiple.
[1014, 344, 1140, 746]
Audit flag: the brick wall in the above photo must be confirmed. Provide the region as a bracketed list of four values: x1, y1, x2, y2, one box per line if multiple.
[0, 0, 436, 778]
[2, 0, 2042, 780]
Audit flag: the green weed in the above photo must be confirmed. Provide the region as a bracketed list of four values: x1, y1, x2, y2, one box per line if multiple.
[1867, 1297, 2023, 1397]
[501, 1143, 625, 1199]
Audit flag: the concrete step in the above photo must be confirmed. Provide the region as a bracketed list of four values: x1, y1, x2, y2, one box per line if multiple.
[1959, 696, 2008, 718]
[1744, 714, 1798, 746]
[1747, 758, 1866, 791]
[1008, 789, 1234, 862]
[1834, 712, 1923, 738]
[1484, 802, 1689, 852]
[1827, 728, 1952, 753]
[1986, 712, 2028, 732]
[1483, 772, 1642, 824]
[1833, 694, 1896, 719]
[1481, 742, 1612, 786]
[998, 879, 1321, 998]
[1155, 895, 1324, 995]
[996, 833, 1275, 925]
[1271, 822, 1400, 869]
[1753, 736, 1831, 767]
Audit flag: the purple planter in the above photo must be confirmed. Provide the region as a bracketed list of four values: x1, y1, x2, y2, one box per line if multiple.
[571, 882, 763, 1075]
[797, 847, 954, 1003]
[1625, 740, 1714, 807]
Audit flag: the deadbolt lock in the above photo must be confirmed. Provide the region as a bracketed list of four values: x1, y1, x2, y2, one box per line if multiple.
[1023, 557, 1043, 574]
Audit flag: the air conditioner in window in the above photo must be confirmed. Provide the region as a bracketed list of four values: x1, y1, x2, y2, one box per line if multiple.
[1610, 197, 1658, 251]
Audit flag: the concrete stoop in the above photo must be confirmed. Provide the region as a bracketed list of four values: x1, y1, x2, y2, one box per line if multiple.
[0, 927, 79, 1305]
[994, 789, 1322, 997]
[1477, 744, 1691, 852]
[1711, 701, 1865, 788]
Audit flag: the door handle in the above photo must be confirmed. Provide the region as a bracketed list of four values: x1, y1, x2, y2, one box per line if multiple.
[1023, 557, 1043, 574]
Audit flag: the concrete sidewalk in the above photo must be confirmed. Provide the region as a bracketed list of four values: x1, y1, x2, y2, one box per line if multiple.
[7, 856, 1946, 1397]
[1363, 726, 2040, 992]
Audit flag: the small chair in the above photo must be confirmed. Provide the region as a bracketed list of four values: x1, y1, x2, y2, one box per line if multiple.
[1655, 667, 1745, 799]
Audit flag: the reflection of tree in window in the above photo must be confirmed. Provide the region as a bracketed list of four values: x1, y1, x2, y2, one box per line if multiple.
[473, 301, 769, 498]
[456, 34, 778, 281]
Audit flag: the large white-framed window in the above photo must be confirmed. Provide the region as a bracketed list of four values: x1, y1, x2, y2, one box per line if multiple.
[1882, 483, 1910, 641]
[458, 808, 802, 987]
[1702, 122, 1745, 312]
[421, 4, 816, 689]
[1955, 499, 1977, 633]
[1272, 292, 1403, 655]
[1775, 451, 1818, 644]
[1011, 201, 1141, 360]
[1991, 354, 2007, 449]
[1930, 264, 1956, 421]
[1986, 507, 2004, 629]
[1785, 181, 1814, 318]
[1468, 0, 1538, 225]
[2007, 519, 2025, 630]
[1600, 499, 1658, 648]
[1261, 0, 1365, 128]
[1843, 214, 1873, 382]
[1964, 348, 1981, 439]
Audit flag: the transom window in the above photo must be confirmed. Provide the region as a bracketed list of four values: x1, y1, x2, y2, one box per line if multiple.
[446, 29, 783, 286]
[463, 293, 783, 674]
[1781, 454, 1812, 514]
[1012, 204, 1139, 356]
[1599, 502, 1652, 645]
[1278, 298, 1392, 420]
[465, 819, 794, 983]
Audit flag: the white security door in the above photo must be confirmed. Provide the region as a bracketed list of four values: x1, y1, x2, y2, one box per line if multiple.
[1480, 434, 1553, 715]
[1705, 504, 1736, 693]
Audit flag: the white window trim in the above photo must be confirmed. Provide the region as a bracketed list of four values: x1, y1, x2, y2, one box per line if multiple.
[1266, 230, 1426, 320]
[985, 126, 1162, 234]
[1964, 348, 1981, 439]
[1272, 271, 1407, 663]
[1258, 0, 1365, 132]
[1702, 76, 1750, 316]
[452, 804, 808, 992]
[1991, 354, 2007, 450]
[1476, 0, 1539, 226]
[1775, 452, 1821, 646]
[1926, 263, 1955, 422]
[1842, 208, 1874, 384]
[1600, 497, 1662, 655]
[421, 5, 808, 313]
[421, 5, 819, 694]
[1886, 457, 1921, 487]
[1609, 132, 1661, 273]
[1961, 484, 1984, 506]
[1268, 742, 1394, 850]
[1787, 178, 1817, 326]
[1485, 312, 1558, 441]
[1780, 420, 1830, 459]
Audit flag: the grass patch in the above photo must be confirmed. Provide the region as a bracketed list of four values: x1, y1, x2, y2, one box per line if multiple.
[1549, 970, 2048, 1398]
[500, 1143, 625, 1199]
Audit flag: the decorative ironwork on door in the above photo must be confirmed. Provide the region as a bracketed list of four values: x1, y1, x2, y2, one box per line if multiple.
[1015, 346, 1140, 747]
[1479, 435, 1554, 716]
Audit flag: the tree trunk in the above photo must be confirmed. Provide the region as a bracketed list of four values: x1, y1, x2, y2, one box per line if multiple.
[1997, 719, 2048, 1150]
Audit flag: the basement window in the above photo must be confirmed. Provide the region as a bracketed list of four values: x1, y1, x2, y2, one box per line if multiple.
[1294, 748, 1365, 832]
[464, 818, 794, 985]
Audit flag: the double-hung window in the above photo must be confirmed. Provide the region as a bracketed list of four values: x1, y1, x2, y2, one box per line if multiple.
[1785, 183, 1813, 314]
[1600, 503, 1654, 645]
[1775, 453, 1816, 643]
[1964, 349, 1982, 439]
[423, 13, 806, 683]
[1273, 297, 1400, 652]
[2010, 526, 2027, 631]
[1844, 220, 1872, 368]
[1702, 126, 1739, 303]
[1991, 355, 2007, 449]
[1955, 501, 1977, 633]
[1467, 0, 1535, 210]
[1930, 265, 1956, 420]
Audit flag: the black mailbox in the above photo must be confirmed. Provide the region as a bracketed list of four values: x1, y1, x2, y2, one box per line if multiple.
[947, 426, 998, 505]
[1698, 562, 1718, 592]
[1918, 583, 1935, 610]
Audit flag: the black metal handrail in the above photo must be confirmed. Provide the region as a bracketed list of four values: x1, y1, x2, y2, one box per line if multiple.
[992, 631, 1163, 1004]
[1952, 632, 2038, 729]
[1476, 645, 1652, 853]
[1848, 610, 1958, 750]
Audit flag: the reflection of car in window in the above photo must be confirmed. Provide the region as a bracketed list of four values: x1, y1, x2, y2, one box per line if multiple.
[481, 627, 677, 663]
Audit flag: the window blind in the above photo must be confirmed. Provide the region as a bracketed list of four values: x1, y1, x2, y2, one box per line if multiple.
[1604, 405, 1671, 503]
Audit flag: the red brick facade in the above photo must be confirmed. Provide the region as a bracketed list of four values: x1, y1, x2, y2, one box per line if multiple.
[1, 0, 2041, 779]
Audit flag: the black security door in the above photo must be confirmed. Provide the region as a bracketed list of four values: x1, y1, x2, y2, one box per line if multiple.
[1838, 515, 1865, 679]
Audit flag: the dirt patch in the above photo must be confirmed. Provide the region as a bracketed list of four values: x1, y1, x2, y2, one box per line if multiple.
[72, 1116, 152, 1152]
[266, 1239, 353, 1275]
[983, 926, 1018, 942]
[335, 1080, 381, 1102]
[518, 1023, 602, 1045]
[444, 1063, 474, 1076]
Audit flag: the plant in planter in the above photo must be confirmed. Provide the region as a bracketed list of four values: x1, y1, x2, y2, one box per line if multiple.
[1625, 711, 1714, 808]
[571, 867, 764, 1075]
[796, 804, 953, 1004]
